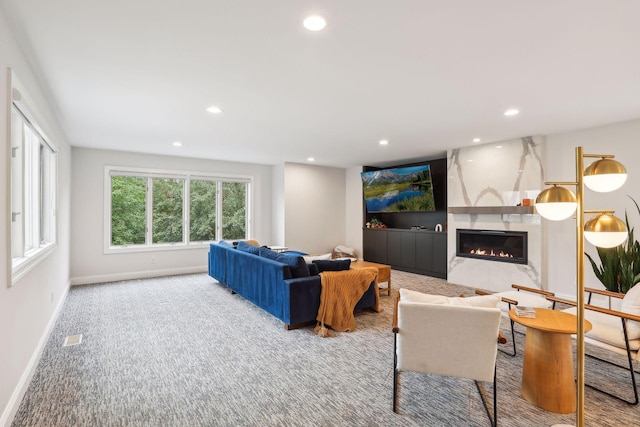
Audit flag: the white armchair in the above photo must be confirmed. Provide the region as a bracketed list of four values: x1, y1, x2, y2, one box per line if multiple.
[548, 283, 640, 405]
[392, 289, 501, 426]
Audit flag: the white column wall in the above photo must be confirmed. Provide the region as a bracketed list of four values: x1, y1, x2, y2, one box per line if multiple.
[283, 163, 346, 255]
[345, 166, 365, 259]
[70, 148, 273, 284]
[0, 9, 72, 425]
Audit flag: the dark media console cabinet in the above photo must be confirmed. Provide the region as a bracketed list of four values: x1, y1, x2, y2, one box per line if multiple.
[362, 228, 447, 279]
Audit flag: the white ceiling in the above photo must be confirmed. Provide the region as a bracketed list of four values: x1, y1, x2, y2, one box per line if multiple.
[3, 1, 640, 168]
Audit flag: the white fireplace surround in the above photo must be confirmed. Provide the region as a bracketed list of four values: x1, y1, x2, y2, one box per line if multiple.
[446, 136, 544, 293]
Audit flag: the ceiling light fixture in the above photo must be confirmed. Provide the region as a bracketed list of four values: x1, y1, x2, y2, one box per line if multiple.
[379, 140, 389, 146]
[303, 15, 326, 31]
[206, 106, 223, 114]
[307, 157, 315, 162]
[496, 145, 503, 149]
[504, 108, 519, 116]
[473, 138, 481, 143]
[172, 141, 182, 147]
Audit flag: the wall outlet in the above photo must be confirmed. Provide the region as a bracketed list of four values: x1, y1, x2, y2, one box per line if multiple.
[51, 292, 54, 303]
[151, 257, 157, 264]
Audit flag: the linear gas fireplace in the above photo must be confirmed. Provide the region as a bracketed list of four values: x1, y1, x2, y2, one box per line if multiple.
[456, 229, 528, 264]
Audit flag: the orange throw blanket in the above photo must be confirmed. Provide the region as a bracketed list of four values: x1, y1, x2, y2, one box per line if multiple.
[314, 267, 381, 336]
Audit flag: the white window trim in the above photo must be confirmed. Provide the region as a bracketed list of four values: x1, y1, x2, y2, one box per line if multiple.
[7, 69, 59, 287]
[104, 165, 253, 254]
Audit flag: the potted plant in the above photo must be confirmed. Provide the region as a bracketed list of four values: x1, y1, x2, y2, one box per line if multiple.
[586, 196, 640, 294]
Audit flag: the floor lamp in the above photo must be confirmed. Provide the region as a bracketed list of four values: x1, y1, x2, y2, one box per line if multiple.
[535, 146, 628, 427]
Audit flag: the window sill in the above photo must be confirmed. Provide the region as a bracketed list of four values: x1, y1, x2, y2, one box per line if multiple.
[11, 242, 57, 286]
[104, 241, 212, 255]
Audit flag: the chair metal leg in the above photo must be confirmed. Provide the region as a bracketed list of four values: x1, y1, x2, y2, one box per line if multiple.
[584, 319, 639, 405]
[498, 317, 517, 357]
[393, 333, 399, 413]
[474, 365, 497, 427]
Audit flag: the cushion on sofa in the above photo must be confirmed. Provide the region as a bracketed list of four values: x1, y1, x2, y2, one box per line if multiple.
[218, 240, 234, 248]
[312, 259, 351, 272]
[621, 283, 640, 339]
[237, 240, 260, 255]
[308, 263, 320, 276]
[259, 247, 310, 278]
[303, 253, 332, 263]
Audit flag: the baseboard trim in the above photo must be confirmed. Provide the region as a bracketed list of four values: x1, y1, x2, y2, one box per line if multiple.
[0, 281, 70, 427]
[70, 265, 208, 286]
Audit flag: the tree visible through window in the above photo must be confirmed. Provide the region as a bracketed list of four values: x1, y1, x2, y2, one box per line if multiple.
[107, 169, 250, 249]
[152, 178, 184, 244]
[190, 179, 217, 242]
[110, 176, 146, 246]
[222, 182, 247, 240]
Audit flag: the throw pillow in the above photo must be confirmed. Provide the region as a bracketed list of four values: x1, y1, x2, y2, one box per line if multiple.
[312, 259, 351, 272]
[259, 247, 310, 278]
[237, 240, 260, 255]
[621, 283, 640, 339]
[307, 263, 320, 276]
[218, 240, 234, 248]
[303, 253, 332, 263]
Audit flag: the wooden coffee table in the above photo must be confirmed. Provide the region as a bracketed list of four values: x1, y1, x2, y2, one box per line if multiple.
[350, 260, 391, 295]
[509, 308, 592, 414]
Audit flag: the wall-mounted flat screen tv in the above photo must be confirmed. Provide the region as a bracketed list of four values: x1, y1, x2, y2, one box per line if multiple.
[361, 164, 436, 213]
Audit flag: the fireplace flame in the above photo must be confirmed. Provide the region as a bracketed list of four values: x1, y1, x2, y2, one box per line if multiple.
[469, 249, 514, 258]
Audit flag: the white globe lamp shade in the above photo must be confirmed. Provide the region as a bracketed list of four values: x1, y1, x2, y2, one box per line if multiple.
[583, 214, 627, 248]
[535, 186, 577, 221]
[583, 158, 627, 192]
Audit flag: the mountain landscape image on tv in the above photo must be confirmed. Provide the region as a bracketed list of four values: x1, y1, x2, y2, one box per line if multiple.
[361, 164, 436, 213]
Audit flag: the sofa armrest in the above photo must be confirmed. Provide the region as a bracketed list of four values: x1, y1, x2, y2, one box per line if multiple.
[282, 276, 322, 326]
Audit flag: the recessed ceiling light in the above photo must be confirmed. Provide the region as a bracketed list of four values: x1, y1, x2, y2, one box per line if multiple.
[303, 15, 326, 31]
[172, 141, 182, 147]
[496, 145, 503, 149]
[307, 157, 315, 162]
[504, 108, 519, 116]
[473, 138, 481, 143]
[467, 159, 474, 163]
[379, 139, 389, 146]
[206, 106, 223, 114]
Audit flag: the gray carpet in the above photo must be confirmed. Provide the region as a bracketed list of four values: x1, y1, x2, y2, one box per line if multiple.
[11, 271, 638, 426]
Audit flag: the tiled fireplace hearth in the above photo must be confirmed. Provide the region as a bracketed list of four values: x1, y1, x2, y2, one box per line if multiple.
[446, 136, 544, 293]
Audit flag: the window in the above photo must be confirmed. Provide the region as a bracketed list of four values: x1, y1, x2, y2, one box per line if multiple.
[105, 167, 251, 252]
[9, 73, 58, 285]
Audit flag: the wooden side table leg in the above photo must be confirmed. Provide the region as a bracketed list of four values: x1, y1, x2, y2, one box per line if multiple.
[521, 328, 576, 414]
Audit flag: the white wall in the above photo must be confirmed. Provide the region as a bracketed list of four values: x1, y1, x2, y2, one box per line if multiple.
[543, 119, 640, 298]
[70, 147, 273, 284]
[283, 163, 346, 255]
[0, 9, 72, 425]
[271, 163, 285, 246]
[345, 166, 365, 258]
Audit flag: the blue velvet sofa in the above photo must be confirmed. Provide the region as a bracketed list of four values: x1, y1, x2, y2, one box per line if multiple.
[208, 242, 378, 329]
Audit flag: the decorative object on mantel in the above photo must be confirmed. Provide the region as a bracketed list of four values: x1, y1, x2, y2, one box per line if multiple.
[586, 196, 640, 294]
[534, 146, 628, 427]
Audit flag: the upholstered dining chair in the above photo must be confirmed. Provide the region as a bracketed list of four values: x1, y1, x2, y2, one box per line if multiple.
[392, 289, 501, 426]
[476, 284, 555, 356]
[547, 283, 640, 405]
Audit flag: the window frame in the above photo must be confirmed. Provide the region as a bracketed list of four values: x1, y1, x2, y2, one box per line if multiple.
[104, 165, 253, 254]
[8, 69, 59, 286]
